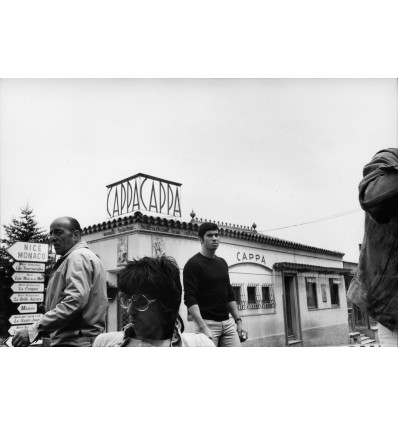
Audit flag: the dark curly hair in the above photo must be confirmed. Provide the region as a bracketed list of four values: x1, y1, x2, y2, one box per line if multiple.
[198, 222, 219, 239]
[118, 255, 184, 338]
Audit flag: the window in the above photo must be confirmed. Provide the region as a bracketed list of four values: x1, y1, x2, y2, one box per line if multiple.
[260, 285, 276, 309]
[329, 278, 340, 306]
[232, 284, 246, 310]
[247, 286, 256, 303]
[247, 285, 260, 309]
[305, 277, 318, 309]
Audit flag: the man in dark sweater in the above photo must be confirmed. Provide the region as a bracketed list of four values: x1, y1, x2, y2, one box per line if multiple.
[183, 222, 247, 346]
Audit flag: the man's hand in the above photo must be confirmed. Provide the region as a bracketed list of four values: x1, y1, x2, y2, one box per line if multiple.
[12, 328, 31, 347]
[199, 324, 213, 341]
[236, 322, 248, 342]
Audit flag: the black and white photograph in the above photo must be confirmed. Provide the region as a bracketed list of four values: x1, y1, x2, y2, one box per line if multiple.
[1, 2, 398, 425]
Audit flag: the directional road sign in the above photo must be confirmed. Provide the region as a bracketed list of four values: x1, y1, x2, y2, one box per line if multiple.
[17, 304, 38, 313]
[8, 325, 29, 336]
[10, 293, 44, 303]
[11, 283, 44, 293]
[12, 272, 45, 283]
[9, 314, 43, 325]
[12, 262, 45, 272]
[6, 242, 48, 263]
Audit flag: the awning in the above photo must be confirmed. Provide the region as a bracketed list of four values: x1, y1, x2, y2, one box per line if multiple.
[273, 262, 354, 275]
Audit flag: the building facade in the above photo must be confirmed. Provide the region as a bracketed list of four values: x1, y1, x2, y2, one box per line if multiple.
[82, 211, 353, 347]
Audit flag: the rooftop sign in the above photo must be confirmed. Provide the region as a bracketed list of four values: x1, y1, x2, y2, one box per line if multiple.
[106, 173, 182, 219]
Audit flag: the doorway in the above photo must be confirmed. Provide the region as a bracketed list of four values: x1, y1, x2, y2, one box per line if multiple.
[283, 274, 302, 345]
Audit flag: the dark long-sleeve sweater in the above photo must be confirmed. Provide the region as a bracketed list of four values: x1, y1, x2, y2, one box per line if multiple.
[183, 253, 235, 321]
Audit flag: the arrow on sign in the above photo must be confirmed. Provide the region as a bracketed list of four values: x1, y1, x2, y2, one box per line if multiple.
[12, 272, 45, 282]
[10, 293, 44, 303]
[11, 283, 44, 293]
[8, 325, 29, 335]
[12, 262, 45, 272]
[17, 304, 38, 313]
[3, 337, 13, 347]
[6, 242, 49, 263]
[9, 314, 43, 325]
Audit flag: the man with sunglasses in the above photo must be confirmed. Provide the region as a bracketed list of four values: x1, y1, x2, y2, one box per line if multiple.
[93, 256, 215, 347]
[183, 222, 247, 346]
[12, 216, 108, 347]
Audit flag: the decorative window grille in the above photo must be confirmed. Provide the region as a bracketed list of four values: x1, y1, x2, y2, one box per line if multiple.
[260, 284, 276, 309]
[232, 284, 246, 310]
[329, 278, 340, 306]
[305, 277, 318, 309]
[247, 284, 261, 309]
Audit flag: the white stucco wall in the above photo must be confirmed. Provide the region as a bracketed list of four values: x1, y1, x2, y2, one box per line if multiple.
[83, 225, 349, 346]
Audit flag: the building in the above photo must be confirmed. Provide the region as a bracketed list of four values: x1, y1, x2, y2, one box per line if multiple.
[82, 210, 353, 347]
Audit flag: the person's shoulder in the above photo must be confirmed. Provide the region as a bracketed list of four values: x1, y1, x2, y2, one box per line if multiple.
[180, 332, 215, 347]
[371, 148, 398, 165]
[93, 332, 124, 347]
[215, 255, 228, 266]
[184, 253, 202, 267]
[70, 243, 102, 263]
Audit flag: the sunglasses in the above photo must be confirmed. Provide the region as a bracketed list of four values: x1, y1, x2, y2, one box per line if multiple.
[117, 292, 156, 311]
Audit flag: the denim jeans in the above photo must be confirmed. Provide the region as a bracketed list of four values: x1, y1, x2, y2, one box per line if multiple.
[378, 323, 398, 346]
[194, 318, 241, 347]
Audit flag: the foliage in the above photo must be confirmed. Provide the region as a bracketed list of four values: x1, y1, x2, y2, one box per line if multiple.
[0, 206, 49, 339]
[2, 205, 49, 245]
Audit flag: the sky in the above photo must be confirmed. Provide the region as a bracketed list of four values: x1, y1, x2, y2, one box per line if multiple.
[1, 78, 397, 261]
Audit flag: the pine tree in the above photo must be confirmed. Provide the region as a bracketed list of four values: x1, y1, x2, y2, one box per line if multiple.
[0, 206, 49, 341]
[2, 205, 49, 245]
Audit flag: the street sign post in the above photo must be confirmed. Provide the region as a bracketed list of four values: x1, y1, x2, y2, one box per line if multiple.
[12, 262, 45, 272]
[11, 283, 44, 293]
[17, 304, 38, 313]
[6, 242, 49, 263]
[5, 241, 49, 342]
[10, 293, 44, 303]
[9, 314, 43, 325]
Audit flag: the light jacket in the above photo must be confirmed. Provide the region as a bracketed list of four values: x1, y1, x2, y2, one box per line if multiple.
[28, 241, 108, 346]
[93, 323, 215, 347]
[347, 148, 398, 331]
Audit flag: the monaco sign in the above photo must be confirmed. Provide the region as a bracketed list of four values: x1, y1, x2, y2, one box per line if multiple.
[6, 242, 49, 262]
[10, 293, 44, 303]
[9, 314, 43, 325]
[12, 262, 45, 272]
[11, 283, 44, 293]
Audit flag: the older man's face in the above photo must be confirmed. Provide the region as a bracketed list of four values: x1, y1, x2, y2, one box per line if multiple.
[49, 218, 78, 255]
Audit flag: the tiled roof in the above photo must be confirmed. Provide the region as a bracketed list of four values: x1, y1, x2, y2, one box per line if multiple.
[82, 211, 344, 258]
[274, 262, 353, 275]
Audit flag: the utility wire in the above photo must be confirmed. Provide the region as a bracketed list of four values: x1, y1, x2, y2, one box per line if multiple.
[259, 208, 362, 233]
